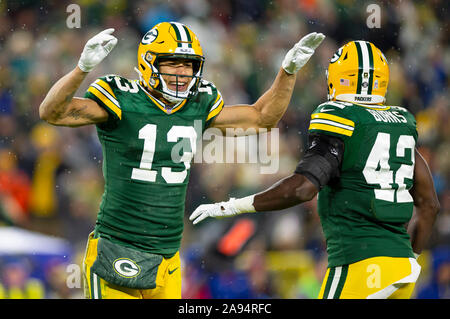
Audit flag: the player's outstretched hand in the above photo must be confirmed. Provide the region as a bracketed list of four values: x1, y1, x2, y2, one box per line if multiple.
[78, 28, 118, 73]
[282, 32, 326, 74]
[190, 201, 239, 225]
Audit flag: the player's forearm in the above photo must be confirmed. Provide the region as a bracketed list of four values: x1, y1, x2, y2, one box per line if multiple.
[253, 174, 318, 212]
[253, 67, 296, 128]
[408, 149, 440, 255]
[39, 66, 88, 123]
[409, 203, 439, 255]
[189, 173, 318, 225]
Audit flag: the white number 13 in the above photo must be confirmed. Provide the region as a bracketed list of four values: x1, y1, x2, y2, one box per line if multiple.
[131, 124, 197, 184]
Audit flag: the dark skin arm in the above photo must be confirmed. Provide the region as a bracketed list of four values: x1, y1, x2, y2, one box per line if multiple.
[408, 149, 440, 255]
[252, 149, 439, 256]
[253, 173, 319, 212]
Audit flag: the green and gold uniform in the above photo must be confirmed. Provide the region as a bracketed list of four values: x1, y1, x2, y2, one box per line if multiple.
[307, 100, 421, 298]
[82, 75, 223, 298]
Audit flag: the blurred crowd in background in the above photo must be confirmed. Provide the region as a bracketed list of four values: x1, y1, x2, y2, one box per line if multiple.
[0, 0, 448, 299]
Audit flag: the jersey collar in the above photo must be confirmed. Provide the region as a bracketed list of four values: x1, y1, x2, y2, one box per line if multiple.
[137, 81, 187, 115]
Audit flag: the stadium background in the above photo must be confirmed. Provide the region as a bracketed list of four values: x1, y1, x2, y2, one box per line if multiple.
[0, 0, 448, 299]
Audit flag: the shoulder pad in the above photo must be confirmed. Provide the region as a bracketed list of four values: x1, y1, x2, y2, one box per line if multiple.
[199, 79, 217, 88]
[198, 79, 224, 124]
[315, 101, 353, 113]
[389, 105, 416, 125]
[389, 105, 410, 113]
[86, 75, 125, 120]
[102, 75, 140, 94]
[309, 101, 355, 137]
[197, 79, 218, 96]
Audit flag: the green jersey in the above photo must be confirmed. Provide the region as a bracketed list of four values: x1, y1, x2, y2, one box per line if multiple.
[308, 100, 417, 267]
[84, 75, 224, 257]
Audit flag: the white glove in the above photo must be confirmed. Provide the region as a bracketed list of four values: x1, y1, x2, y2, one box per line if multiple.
[282, 32, 325, 74]
[78, 28, 118, 72]
[190, 196, 256, 225]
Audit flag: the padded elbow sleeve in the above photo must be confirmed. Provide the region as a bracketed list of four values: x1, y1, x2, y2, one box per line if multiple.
[295, 134, 344, 189]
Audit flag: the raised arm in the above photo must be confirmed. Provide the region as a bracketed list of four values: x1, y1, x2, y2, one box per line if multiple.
[408, 149, 440, 256]
[210, 32, 325, 133]
[39, 29, 117, 127]
[39, 67, 108, 126]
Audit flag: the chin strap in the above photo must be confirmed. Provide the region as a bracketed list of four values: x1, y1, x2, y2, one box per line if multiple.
[135, 69, 186, 106]
[134, 66, 144, 83]
[161, 92, 185, 104]
[135, 66, 190, 104]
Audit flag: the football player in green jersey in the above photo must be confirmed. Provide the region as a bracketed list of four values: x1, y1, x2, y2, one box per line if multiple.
[190, 40, 440, 299]
[39, 23, 325, 299]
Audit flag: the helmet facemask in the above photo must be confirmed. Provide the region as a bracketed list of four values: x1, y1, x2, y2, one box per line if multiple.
[137, 22, 206, 105]
[153, 55, 204, 103]
[137, 52, 204, 104]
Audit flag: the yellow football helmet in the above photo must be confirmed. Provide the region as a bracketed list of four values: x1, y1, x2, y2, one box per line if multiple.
[136, 22, 205, 103]
[327, 41, 389, 104]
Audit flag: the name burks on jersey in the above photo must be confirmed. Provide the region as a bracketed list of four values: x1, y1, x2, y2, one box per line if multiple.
[317, 101, 409, 124]
[365, 108, 407, 123]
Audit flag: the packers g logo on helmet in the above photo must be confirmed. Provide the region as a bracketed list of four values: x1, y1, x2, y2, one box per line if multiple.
[142, 28, 158, 45]
[136, 22, 205, 103]
[327, 41, 389, 104]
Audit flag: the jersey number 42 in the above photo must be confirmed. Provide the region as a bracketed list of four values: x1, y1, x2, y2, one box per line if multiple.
[363, 132, 415, 203]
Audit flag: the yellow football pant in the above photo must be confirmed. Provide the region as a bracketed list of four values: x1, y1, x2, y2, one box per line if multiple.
[83, 234, 181, 299]
[318, 256, 421, 299]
